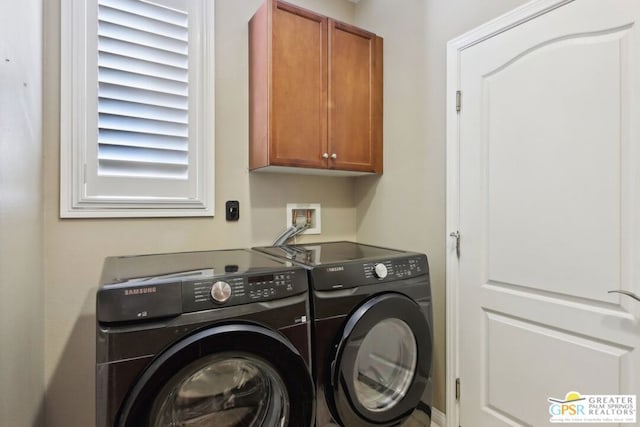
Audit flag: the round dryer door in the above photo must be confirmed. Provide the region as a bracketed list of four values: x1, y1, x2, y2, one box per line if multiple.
[329, 293, 432, 427]
[118, 324, 314, 427]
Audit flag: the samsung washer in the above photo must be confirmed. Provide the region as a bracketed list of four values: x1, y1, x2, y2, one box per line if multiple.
[254, 241, 434, 427]
[96, 249, 315, 427]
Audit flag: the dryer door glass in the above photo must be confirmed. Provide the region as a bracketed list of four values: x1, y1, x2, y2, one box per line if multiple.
[329, 293, 431, 426]
[352, 318, 417, 412]
[151, 353, 289, 426]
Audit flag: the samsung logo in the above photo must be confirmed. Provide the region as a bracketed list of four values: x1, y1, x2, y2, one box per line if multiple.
[124, 287, 157, 296]
[326, 266, 344, 272]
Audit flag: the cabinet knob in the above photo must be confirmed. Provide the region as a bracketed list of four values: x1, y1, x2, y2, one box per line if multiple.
[322, 153, 329, 159]
[330, 153, 337, 159]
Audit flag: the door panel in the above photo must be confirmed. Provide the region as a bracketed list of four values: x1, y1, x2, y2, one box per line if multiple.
[329, 20, 383, 173]
[271, 2, 327, 168]
[484, 312, 626, 426]
[484, 28, 626, 303]
[455, 1, 640, 426]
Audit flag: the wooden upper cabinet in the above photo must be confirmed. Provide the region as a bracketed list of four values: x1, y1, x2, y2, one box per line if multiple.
[329, 20, 383, 173]
[249, 0, 383, 175]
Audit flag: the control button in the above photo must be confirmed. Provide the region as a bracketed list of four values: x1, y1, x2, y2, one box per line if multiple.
[373, 263, 388, 279]
[210, 281, 232, 303]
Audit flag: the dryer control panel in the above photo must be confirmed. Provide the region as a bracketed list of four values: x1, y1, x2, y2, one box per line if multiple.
[363, 257, 424, 280]
[310, 255, 429, 291]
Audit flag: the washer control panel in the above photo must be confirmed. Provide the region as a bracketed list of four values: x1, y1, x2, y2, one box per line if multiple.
[183, 269, 304, 312]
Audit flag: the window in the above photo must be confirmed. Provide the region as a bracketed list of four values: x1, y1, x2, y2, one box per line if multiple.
[60, 0, 214, 217]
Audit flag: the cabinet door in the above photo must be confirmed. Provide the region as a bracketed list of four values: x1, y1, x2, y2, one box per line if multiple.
[270, 1, 327, 168]
[328, 20, 383, 173]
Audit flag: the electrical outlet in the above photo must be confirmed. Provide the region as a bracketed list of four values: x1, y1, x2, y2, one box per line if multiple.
[286, 203, 321, 234]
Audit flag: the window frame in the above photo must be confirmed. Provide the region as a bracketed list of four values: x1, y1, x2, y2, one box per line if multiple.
[60, 0, 215, 218]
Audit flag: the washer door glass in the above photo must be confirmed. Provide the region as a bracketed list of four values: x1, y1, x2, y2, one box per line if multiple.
[151, 353, 289, 426]
[352, 318, 417, 412]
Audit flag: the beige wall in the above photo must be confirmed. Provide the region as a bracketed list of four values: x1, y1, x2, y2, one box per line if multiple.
[354, 0, 528, 414]
[42, 1, 358, 426]
[0, 0, 44, 426]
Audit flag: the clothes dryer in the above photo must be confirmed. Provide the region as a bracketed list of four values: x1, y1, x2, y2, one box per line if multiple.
[96, 249, 314, 427]
[255, 241, 433, 427]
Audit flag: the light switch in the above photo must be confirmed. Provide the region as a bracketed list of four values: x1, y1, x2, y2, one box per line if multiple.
[225, 200, 239, 221]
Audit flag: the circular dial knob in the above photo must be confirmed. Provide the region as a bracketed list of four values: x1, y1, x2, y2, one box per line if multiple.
[373, 263, 388, 279]
[210, 281, 232, 303]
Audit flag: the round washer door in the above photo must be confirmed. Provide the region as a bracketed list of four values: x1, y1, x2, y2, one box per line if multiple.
[329, 293, 432, 427]
[118, 323, 314, 427]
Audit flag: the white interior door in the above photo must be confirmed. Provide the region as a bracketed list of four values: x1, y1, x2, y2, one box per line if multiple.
[448, 0, 640, 426]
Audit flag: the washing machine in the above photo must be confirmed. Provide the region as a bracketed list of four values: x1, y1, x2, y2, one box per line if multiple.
[254, 241, 433, 427]
[96, 249, 315, 427]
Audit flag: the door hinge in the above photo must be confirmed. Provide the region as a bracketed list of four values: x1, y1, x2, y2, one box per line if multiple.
[450, 231, 460, 258]
[456, 377, 461, 401]
[456, 90, 462, 113]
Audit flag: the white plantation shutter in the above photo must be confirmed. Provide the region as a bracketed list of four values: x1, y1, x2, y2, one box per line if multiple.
[97, 0, 189, 180]
[60, 0, 214, 217]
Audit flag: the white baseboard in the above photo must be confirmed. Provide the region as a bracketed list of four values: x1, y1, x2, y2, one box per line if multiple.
[431, 408, 446, 427]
